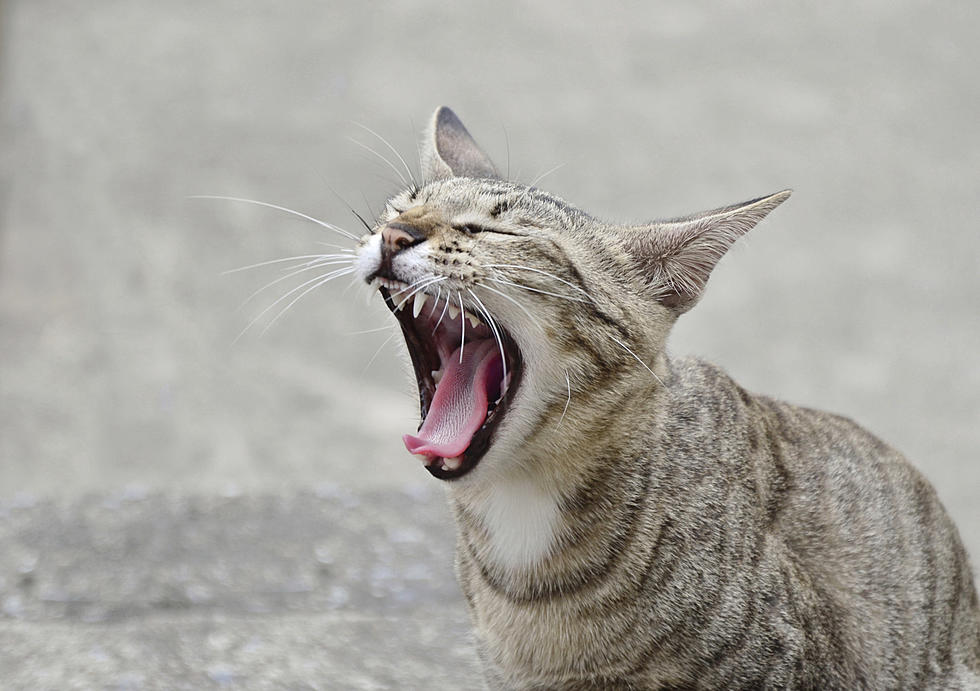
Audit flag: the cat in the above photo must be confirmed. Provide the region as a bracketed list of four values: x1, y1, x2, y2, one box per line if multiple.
[352, 107, 980, 689]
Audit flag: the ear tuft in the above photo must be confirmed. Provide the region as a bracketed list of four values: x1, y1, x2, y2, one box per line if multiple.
[421, 106, 498, 182]
[627, 190, 792, 312]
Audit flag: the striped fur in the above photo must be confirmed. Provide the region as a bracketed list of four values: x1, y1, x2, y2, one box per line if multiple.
[359, 108, 980, 689]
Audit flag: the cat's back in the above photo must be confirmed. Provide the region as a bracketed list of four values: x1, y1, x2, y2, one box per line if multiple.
[665, 357, 980, 687]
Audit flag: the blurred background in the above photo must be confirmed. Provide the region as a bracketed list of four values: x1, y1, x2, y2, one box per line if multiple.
[1, 1, 977, 687]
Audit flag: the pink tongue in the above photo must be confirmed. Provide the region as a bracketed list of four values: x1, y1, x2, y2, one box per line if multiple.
[403, 339, 502, 459]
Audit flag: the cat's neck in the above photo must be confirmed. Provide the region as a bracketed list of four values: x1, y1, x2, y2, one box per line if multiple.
[447, 370, 672, 583]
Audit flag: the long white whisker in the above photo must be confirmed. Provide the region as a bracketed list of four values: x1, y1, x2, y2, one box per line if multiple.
[485, 263, 596, 303]
[345, 324, 399, 336]
[468, 288, 507, 391]
[260, 267, 356, 336]
[458, 291, 466, 363]
[556, 369, 571, 430]
[240, 258, 354, 309]
[430, 286, 442, 316]
[280, 254, 354, 273]
[395, 276, 446, 310]
[314, 241, 358, 252]
[190, 195, 359, 241]
[476, 282, 541, 329]
[434, 287, 451, 329]
[352, 122, 418, 188]
[235, 267, 353, 342]
[348, 137, 409, 187]
[222, 254, 344, 274]
[526, 162, 566, 189]
[362, 330, 398, 374]
[607, 334, 664, 387]
[486, 276, 585, 303]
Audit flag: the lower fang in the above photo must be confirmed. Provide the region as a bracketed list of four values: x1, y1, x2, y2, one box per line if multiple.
[443, 456, 463, 471]
[414, 453, 435, 466]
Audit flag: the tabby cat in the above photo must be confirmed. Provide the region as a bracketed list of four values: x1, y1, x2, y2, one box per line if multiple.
[352, 107, 980, 689]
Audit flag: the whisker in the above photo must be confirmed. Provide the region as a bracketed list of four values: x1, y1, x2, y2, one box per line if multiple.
[345, 324, 399, 336]
[475, 282, 541, 329]
[607, 334, 664, 387]
[222, 254, 346, 275]
[468, 288, 508, 391]
[434, 287, 451, 329]
[240, 258, 354, 309]
[348, 136, 409, 187]
[189, 195, 359, 241]
[280, 254, 355, 273]
[314, 241, 358, 253]
[394, 276, 447, 310]
[235, 266, 353, 342]
[526, 162, 566, 189]
[260, 267, 356, 336]
[485, 263, 596, 303]
[323, 183, 374, 234]
[352, 121, 418, 188]
[556, 369, 571, 430]
[362, 330, 398, 374]
[458, 291, 466, 363]
[429, 286, 443, 317]
[486, 276, 585, 303]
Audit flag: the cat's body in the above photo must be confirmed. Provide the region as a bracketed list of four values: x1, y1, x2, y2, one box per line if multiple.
[353, 107, 980, 689]
[456, 357, 979, 689]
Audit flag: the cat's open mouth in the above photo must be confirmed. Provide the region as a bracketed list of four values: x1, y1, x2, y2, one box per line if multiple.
[377, 279, 523, 480]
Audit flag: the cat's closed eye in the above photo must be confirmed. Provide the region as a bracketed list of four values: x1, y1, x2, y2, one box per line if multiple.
[454, 223, 491, 235]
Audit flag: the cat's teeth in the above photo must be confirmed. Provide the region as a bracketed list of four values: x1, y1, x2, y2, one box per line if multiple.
[447, 304, 460, 320]
[432, 369, 443, 384]
[413, 292, 428, 318]
[443, 455, 463, 471]
[465, 311, 481, 328]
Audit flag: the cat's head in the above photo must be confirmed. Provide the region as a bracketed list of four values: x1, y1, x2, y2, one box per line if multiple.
[354, 107, 789, 483]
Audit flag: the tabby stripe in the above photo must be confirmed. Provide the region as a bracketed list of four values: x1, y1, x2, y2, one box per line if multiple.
[763, 424, 790, 525]
[540, 238, 633, 343]
[706, 522, 769, 681]
[489, 199, 510, 217]
[618, 528, 696, 677]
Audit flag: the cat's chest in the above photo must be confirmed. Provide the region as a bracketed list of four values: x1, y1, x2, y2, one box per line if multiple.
[462, 479, 562, 571]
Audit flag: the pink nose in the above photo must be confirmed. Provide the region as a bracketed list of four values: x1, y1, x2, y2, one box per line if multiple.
[381, 224, 418, 252]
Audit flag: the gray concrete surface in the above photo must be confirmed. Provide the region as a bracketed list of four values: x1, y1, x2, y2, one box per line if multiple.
[0, 1, 977, 688]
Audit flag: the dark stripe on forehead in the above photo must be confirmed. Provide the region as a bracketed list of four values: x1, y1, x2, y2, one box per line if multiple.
[489, 199, 510, 217]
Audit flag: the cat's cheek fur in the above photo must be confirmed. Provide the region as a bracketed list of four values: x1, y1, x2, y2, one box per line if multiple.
[353, 232, 381, 282]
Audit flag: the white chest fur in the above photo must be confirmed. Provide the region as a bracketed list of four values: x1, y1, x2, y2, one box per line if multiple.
[468, 478, 562, 571]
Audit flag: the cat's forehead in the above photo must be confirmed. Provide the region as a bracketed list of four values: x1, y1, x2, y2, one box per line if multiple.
[385, 178, 584, 226]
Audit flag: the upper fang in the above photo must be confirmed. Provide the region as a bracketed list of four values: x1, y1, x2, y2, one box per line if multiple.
[413, 292, 429, 317]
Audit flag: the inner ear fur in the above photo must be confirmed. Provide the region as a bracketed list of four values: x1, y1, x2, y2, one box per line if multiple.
[421, 106, 498, 182]
[624, 190, 792, 312]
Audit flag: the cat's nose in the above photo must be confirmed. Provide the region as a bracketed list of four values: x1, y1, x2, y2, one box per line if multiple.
[381, 223, 424, 252]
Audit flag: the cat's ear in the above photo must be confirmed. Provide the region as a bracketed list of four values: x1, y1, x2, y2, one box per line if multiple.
[421, 106, 498, 182]
[626, 190, 792, 313]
